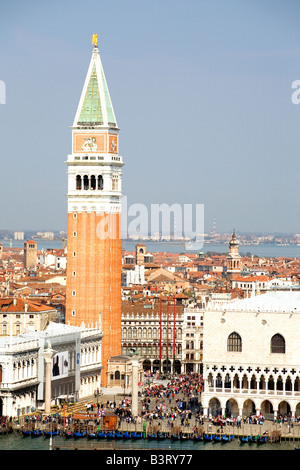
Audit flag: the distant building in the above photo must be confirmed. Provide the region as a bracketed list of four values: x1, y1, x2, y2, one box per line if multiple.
[23, 240, 37, 271]
[14, 232, 24, 240]
[226, 231, 242, 279]
[0, 297, 57, 336]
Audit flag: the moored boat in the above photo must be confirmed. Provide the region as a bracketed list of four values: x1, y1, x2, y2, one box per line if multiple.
[221, 434, 234, 442]
[203, 433, 216, 442]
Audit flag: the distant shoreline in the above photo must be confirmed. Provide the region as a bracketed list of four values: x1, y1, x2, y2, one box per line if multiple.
[1, 239, 299, 258]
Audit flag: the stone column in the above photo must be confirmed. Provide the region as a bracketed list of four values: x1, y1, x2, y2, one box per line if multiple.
[44, 344, 55, 414]
[131, 358, 139, 417]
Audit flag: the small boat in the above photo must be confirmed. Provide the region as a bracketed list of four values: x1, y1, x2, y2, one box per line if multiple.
[213, 435, 222, 442]
[44, 430, 60, 437]
[203, 434, 216, 442]
[257, 436, 268, 444]
[115, 431, 123, 439]
[170, 434, 180, 440]
[97, 431, 106, 439]
[193, 435, 203, 441]
[105, 431, 115, 439]
[157, 432, 166, 439]
[147, 433, 157, 439]
[64, 431, 74, 438]
[31, 429, 43, 437]
[123, 431, 131, 439]
[22, 430, 31, 437]
[87, 432, 97, 439]
[74, 431, 87, 438]
[131, 432, 142, 439]
[239, 435, 252, 443]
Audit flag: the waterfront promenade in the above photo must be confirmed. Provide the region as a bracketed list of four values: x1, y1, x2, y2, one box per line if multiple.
[8, 377, 300, 444]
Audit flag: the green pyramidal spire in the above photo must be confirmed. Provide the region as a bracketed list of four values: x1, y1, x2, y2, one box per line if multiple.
[74, 43, 118, 128]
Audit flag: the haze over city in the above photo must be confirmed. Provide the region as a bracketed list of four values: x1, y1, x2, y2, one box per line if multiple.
[0, 0, 300, 234]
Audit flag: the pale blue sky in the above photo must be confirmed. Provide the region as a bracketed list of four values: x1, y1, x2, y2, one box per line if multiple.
[0, 0, 300, 234]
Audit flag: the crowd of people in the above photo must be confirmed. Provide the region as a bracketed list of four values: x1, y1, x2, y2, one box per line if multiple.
[1, 372, 300, 434]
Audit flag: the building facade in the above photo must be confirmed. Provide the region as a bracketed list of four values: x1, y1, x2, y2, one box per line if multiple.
[121, 300, 184, 374]
[202, 291, 300, 420]
[0, 322, 103, 417]
[65, 39, 124, 386]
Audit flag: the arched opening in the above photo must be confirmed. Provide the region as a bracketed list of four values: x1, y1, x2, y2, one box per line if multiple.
[209, 398, 221, 417]
[227, 332, 242, 352]
[268, 375, 275, 391]
[261, 400, 274, 420]
[225, 398, 239, 417]
[278, 400, 291, 417]
[90, 175, 96, 190]
[242, 399, 256, 417]
[76, 175, 82, 190]
[98, 175, 103, 190]
[143, 359, 151, 371]
[83, 175, 89, 190]
[271, 334, 285, 354]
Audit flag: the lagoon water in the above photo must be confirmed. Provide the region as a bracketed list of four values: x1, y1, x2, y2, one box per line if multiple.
[2, 239, 300, 258]
[0, 432, 296, 451]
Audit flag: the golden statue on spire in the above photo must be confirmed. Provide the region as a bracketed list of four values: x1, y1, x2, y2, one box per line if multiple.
[92, 34, 98, 47]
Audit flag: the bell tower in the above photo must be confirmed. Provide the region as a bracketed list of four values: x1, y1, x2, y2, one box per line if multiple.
[65, 36, 124, 386]
[226, 230, 242, 279]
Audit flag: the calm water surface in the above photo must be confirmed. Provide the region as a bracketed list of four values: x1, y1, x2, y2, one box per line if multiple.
[0, 433, 297, 451]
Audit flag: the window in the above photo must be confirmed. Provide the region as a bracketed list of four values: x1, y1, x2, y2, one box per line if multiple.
[98, 175, 103, 190]
[271, 334, 285, 354]
[83, 175, 89, 190]
[76, 175, 82, 190]
[91, 175, 96, 190]
[112, 174, 119, 191]
[227, 332, 242, 352]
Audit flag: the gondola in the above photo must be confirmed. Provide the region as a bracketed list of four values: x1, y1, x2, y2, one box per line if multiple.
[123, 431, 131, 439]
[64, 431, 74, 438]
[115, 431, 123, 439]
[256, 436, 268, 444]
[131, 432, 143, 439]
[74, 431, 87, 438]
[31, 429, 43, 437]
[44, 430, 60, 437]
[105, 431, 116, 439]
[221, 434, 234, 442]
[193, 434, 203, 441]
[22, 430, 31, 437]
[97, 431, 107, 438]
[239, 435, 252, 443]
[203, 433, 216, 442]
